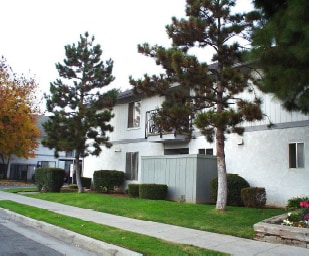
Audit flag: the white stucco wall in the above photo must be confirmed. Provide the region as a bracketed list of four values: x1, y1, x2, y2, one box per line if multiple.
[108, 95, 165, 141]
[82, 90, 309, 207]
[224, 126, 309, 207]
[83, 141, 164, 180]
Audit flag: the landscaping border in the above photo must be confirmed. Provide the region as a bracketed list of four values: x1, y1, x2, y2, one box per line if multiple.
[254, 213, 309, 249]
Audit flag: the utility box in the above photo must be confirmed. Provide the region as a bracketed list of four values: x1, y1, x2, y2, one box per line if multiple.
[141, 154, 217, 203]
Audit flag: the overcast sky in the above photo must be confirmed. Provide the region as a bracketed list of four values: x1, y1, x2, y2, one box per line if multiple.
[1, 0, 253, 101]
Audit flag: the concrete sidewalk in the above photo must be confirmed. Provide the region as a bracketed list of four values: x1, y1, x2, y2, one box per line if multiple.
[0, 191, 308, 255]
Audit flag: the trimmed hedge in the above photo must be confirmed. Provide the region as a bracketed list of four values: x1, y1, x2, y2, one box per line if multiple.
[81, 177, 92, 189]
[93, 170, 125, 193]
[35, 167, 65, 192]
[241, 187, 266, 208]
[210, 174, 250, 206]
[139, 184, 168, 200]
[128, 184, 140, 198]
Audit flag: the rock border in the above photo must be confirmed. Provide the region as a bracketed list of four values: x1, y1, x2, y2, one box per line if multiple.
[254, 213, 309, 249]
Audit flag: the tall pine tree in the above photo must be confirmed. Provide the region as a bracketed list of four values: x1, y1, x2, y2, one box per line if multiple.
[249, 0, 309, 114]
[130, 0, 263, 210]
[43, 32, 118, 192]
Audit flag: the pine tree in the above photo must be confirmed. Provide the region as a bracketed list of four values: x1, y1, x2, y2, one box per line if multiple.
[130, 0, 263, 210]
[249, 0, 309, 114]
[43, 32, 118, 192]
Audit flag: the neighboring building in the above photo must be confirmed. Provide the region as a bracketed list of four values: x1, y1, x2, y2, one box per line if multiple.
[83, 88, 309, 207]
[2, 116, 82, 183]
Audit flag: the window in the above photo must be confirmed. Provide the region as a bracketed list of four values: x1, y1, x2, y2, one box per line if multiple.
[206, 148, 214, 155]
[164, 148, 189, 155]
[128, 101, 141, 128]
[125, 152, 138, 180]
[37, 161, 56, 168]
[198, 148, 214, 155]
[289, 143, 304, 168]
[66, 151, 74, 157]
[198, 148, 205, 155]
[9, 164, 36, 181]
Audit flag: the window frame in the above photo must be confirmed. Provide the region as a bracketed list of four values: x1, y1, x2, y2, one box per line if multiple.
[125, 152, 139, 180]
[127, 101, 141, 129]
[198, 148, 214, 155]
[289, 142, 305, 169]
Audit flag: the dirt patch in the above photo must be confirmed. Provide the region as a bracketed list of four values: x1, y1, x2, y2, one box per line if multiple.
[0, 180, 35, 187]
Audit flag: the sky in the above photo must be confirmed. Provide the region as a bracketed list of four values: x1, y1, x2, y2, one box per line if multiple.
[1, 0, 253, 105]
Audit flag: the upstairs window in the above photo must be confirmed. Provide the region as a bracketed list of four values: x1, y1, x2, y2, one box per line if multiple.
[66, 151, 74, 157]
[289, 143, 304, 168]
[128, 101, 141, 128]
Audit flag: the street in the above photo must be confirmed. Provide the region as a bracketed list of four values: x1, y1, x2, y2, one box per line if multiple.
[0, 208, 100, 256]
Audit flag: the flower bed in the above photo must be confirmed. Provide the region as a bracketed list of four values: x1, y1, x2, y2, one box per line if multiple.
[254, 213, 309, 248]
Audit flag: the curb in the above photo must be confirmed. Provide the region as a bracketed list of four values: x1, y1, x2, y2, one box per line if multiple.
[1, 208, 142, 256]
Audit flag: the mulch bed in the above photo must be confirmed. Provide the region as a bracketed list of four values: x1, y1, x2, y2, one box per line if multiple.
[0, 180, 35, 187]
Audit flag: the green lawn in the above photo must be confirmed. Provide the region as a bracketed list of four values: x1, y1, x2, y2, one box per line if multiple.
[0, 200, 225, 256]
[0, 188, 286, 255]
[20, 190, 285, 238]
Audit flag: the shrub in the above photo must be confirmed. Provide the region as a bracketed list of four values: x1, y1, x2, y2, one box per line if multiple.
[241, 187, 266, 208]
[286, 196, 309, 211]
[210, 174, 250, 206]
[69, 184, 78, 190]
[128, 184, 140, 198]
[35, 167, 65, 192]
[81, 177, 92, 189]
[93, 170, 125, 193]
[139, 184, 168, 200]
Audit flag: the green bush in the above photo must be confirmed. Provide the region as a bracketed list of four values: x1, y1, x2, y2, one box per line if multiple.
[139, 184, 168, 200]
[286, 196, 309, 211]
[35, 167, 65, 192]
[93, 170, 125, 193]
[241, 187, 266, 208]
[210, 174, 250, 206]
[128, 184, 140, 198]
[69, 184, 78, 190]
[81, 177, 92, 189]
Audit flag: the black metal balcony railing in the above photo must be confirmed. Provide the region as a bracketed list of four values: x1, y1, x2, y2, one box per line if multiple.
[145, 109, 164, 139]
[145, 109, 192, 139]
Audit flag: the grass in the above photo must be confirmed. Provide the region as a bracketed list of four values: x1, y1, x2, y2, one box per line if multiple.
[0, 200, 226, 256]
[20, 190, 286, 239]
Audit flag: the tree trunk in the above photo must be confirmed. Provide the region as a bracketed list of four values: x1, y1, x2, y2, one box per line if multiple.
[216, 126, 227, 211]
[74, 154, 84, 193]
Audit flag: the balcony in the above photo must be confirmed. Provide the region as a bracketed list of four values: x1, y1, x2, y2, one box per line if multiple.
[145, 109, 191, 143]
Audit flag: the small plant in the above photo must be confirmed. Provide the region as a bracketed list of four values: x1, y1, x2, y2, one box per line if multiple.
[282, 200, 309, 228]
[81, 177, 92, 189]
[128, 184, 140, 198]
[300, 201, 309, 221]
[93, 170, 125, 193]
[139, 184, 168, 200]
[286, 196, 309, 211]
[241, 187, 266, 208]
[35, 167, 65, 192]
[69, 184, 78, 190]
